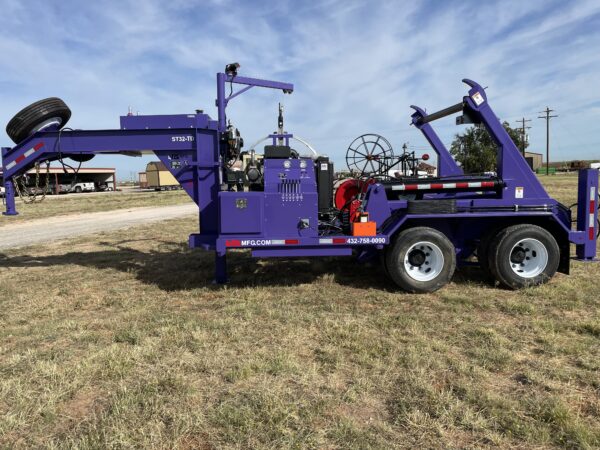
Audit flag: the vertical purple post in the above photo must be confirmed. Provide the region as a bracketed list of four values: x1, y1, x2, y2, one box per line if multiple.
[3, 178, 18, 216]
[2, 147, 18, 216]
[216, 72, 227, 132]
[576, 168, 598, 260]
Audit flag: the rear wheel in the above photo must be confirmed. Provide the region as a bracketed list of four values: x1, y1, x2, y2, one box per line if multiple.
[488, 224, 559, 289]
[6, 97, 71, 144]
[477, 226, 501, 280]
[74, 186, 82, 194]
[385, 227, 456, 293]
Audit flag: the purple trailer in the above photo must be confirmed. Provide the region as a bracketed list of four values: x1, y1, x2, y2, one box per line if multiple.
[2, 65, 598, 292]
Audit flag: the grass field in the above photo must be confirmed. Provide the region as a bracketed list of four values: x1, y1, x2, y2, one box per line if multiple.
[0, 175, 598, 448]
[0, 189, 191, 225]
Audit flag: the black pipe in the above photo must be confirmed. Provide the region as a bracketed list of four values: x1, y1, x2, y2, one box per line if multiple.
[418, 102, 464, 124]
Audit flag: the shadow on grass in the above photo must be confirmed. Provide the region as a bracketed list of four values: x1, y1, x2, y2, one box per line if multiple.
[0, 239, 491, 292]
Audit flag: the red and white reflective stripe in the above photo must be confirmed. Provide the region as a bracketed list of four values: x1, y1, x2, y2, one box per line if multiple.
[391, 180, 496, 191]
[319, 238, 346, 244]
[589, 186, 596, 240]
[5, 142, 44, 170]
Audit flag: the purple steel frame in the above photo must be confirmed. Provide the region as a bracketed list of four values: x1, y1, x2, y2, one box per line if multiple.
[1, 73, 598, 285]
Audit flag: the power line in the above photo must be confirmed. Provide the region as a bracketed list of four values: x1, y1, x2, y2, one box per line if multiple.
[538, 107, 558, 175]
[515, 117, 532, 157]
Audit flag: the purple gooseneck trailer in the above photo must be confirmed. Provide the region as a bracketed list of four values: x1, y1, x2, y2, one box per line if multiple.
[1, 65, 598, 292]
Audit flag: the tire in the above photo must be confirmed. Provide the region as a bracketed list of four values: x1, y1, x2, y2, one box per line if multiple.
[380, 249, 392, 280]
[487, 224, 559, 289]
[385, 227, 456, 293]
[6, 97, 71, 144]
[477, 226, 501, 280]
[74, 186, 82, 194]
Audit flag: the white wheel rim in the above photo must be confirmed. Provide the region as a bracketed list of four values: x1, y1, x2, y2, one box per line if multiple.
[509, 238, 548, 278]
[31, 116, 62, 133]
[404, 241, 445, 282]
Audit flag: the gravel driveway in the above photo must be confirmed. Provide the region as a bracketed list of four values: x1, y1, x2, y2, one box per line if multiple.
[0, 203, 197, 250]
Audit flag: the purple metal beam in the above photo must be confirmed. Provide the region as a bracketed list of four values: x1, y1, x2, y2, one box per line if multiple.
[410, 105, 463, 177]
[216, 72, 294, 132]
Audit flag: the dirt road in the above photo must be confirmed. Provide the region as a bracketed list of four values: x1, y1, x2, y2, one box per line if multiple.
[0, 203, 197, 250]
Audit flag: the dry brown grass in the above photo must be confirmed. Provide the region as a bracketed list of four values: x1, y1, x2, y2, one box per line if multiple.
[0, 175, 598, 449]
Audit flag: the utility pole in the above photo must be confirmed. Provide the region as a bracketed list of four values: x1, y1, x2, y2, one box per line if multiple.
[515, 117, 531, 158]
[538, 107, 558, 175]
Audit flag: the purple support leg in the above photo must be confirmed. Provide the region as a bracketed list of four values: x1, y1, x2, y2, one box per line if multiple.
[215, 252, 228, 284]
[3, 179, 18, 216]
[576, 168, 599, 261]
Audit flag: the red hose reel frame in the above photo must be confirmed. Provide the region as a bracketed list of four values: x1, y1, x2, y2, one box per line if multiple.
[334, 178, 375, 220]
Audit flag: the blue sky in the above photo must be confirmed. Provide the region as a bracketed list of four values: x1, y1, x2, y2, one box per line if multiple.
[1, 0, 599, 180]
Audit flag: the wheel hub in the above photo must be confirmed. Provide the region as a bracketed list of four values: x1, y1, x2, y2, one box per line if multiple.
[509, 238, 548, 278]
[404, 241, 444, 282]
[510, 247, 527, 264]
[408, 249, 426, 266]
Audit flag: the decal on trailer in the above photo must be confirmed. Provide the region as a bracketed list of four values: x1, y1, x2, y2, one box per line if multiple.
[171, 136, 194, 142]
[224, 236, 387, 248]
[472, 92, 485, 106]
[346, 237, 386, 244]
[515, 186, 524, 199]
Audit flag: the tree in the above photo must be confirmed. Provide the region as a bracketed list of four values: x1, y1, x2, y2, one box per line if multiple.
[450, 122, 526, 173]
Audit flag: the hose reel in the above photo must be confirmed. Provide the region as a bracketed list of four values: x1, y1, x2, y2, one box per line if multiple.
[345, 133, 394, 177]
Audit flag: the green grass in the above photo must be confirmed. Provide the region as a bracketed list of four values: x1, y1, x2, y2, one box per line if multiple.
[0, 176, 598, 448]
[0, 189, 191, 225]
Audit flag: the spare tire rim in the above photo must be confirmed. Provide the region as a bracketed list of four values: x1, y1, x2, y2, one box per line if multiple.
[509, 238, 548, 278]
[31, 116, 62, 134]
[404, 241, 444, 282]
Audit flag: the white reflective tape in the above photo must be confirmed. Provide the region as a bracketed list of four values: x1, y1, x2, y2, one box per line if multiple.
[319, 238, 333, 244]
[590, 213, 595, 228]
[591, 187, 596, 200]
[271, 240, 285, 245]
[468, 182, 481, 188]
[5, 161, 16, 170]
[417, 184, 430, 190]
[443, 183, 456, 189]
[24, 147, 35, 157]
[391, 185, 404, 191]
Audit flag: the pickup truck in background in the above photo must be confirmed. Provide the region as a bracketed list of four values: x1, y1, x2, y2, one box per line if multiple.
[49, 182, 96, 194]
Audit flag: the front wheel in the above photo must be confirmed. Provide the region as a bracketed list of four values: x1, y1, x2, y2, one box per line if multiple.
[385, 227, 456, 293]
[487, 224, 559, 289]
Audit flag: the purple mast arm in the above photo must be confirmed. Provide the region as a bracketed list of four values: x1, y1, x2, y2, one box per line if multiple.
[216, 73, 294, 132]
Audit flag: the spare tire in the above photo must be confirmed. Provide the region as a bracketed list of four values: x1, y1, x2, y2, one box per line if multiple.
[6, 97, 71, 144]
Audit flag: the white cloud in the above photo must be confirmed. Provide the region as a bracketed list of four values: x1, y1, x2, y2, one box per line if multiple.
[0, 0, 599, 178]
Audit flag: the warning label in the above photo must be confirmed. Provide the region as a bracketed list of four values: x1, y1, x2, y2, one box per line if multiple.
[515, 187, 524, 199]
